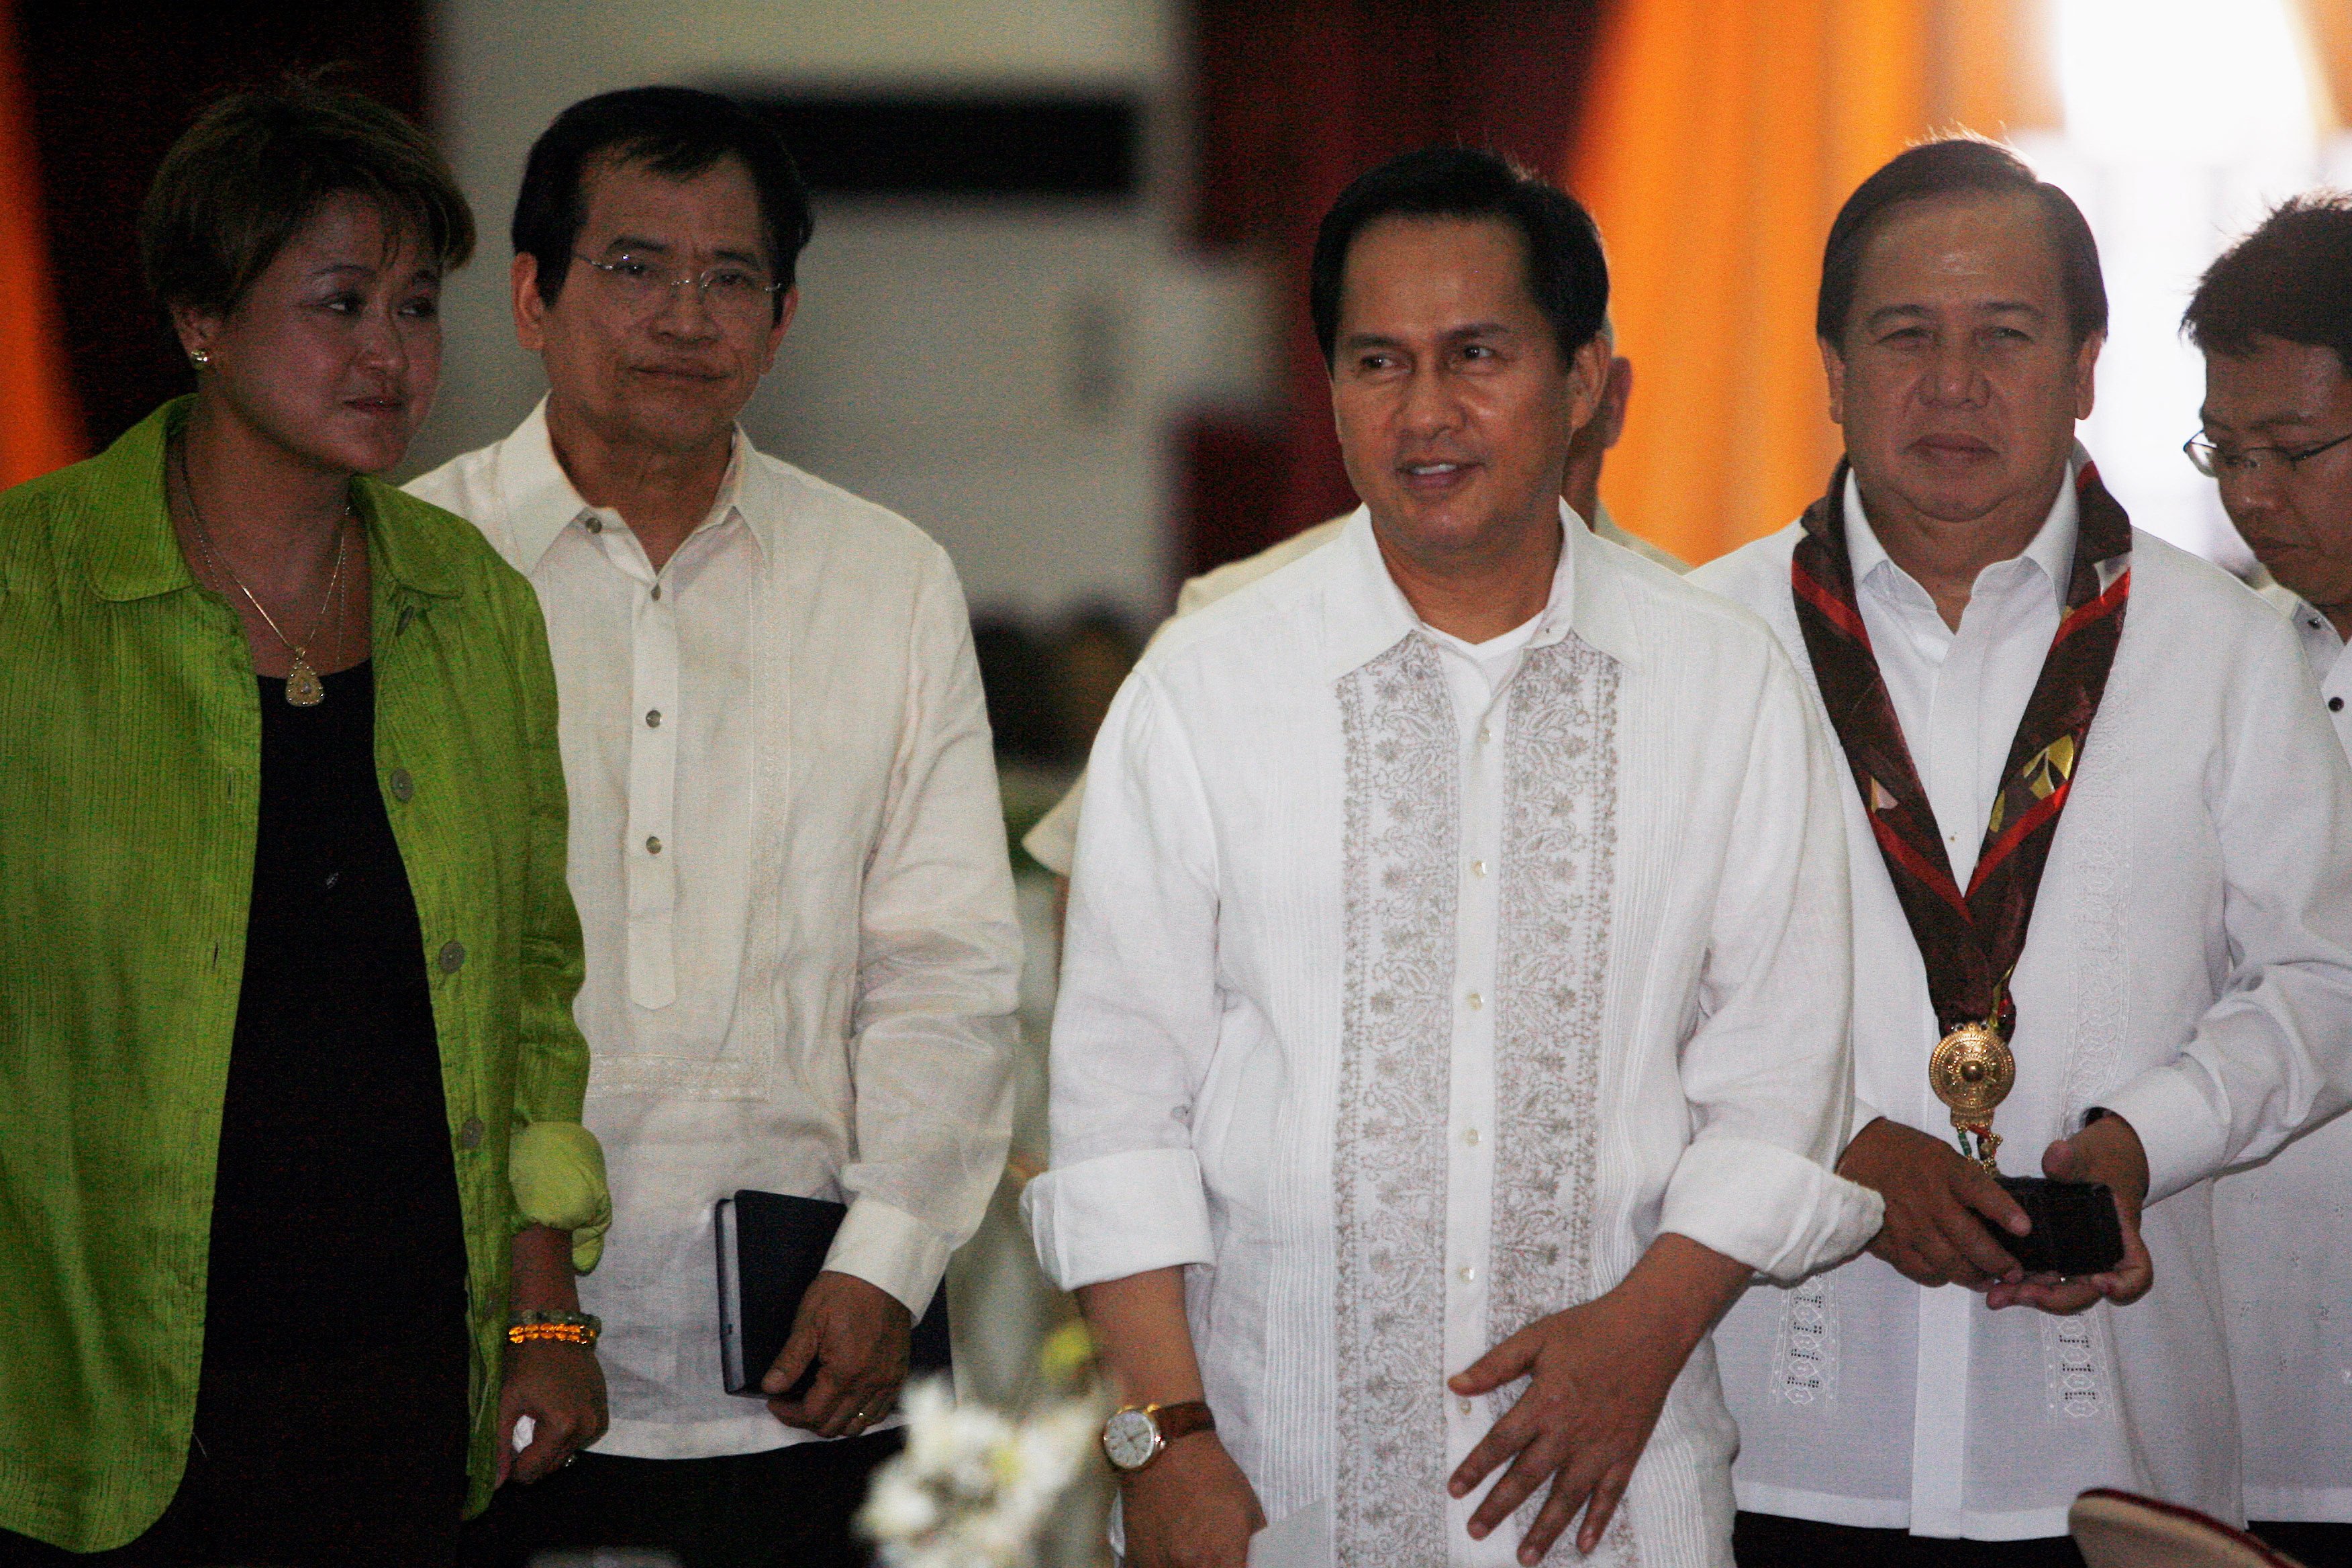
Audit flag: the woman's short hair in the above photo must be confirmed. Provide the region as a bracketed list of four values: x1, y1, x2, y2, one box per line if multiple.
[1309, 147, 1608, 369]
[1817, 136, 2106, 348]
[511, 86, 813, 324]
[140, 78, 475, 317]
[2184, 193, 2352, 377]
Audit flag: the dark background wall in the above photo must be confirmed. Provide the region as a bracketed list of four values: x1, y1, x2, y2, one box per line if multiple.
[1180, 0, 1606, 577]
[14, 0, 1606, 581]
[17, 0, 426, 450]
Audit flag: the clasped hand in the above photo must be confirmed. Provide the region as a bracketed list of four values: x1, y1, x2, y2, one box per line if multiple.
[1836, 1115, 2153, 1312]
[497, 1338, 607, 1485]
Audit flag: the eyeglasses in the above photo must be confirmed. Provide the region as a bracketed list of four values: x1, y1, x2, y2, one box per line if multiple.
[571, 252, 783, 320]
[2184, 428, 2352, 480]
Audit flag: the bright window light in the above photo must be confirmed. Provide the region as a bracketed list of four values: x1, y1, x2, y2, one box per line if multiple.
[2029, 0, 2333, 567]
[2059, 0, 2317, 163]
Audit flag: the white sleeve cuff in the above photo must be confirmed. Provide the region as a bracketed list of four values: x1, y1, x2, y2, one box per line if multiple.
[1659, 1134, 1883, 1285]
[823, 1196, 954, 1318]
[1020, 1146, 1214, 1290]
[2096, 1063, 2231, 1204]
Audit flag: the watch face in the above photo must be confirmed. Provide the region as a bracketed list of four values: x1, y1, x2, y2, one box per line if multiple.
[1103, 1408, 1161, 1471]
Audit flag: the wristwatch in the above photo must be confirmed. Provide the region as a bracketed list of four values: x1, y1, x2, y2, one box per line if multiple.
[1101, 1401, 1216, 1473]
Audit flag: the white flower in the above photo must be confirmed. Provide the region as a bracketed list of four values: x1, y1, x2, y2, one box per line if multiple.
[862, 1377, 1104, 1567]
[859, 1469, 941, 1542]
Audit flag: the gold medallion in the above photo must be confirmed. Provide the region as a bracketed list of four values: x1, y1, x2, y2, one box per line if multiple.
[1930, 1020, 2014, 1170]
[285, 658, 325, 707]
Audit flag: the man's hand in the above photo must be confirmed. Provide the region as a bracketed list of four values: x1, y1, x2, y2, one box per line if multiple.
[497, 1339, 608, 1485]
[1118, 1432, 1265, 1568]
[1837, 1117, 2030, 1290]
[1987, 1114, 2154, 1314]
[1447, 1234, 1747, 1564]
[762, 1269, 913, 1438]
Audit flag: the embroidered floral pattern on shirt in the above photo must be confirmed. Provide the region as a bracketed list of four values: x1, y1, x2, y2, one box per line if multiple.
[2041, 1308, 2112, 1421]
[1334, 634, 1460, 1568]
[1769, 1275, 1841, 1409]
[1484, 638, 1628, 1559]
[1483, 639, 1620, 1388]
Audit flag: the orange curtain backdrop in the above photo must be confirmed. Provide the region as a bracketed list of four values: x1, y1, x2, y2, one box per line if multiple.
[0, 0, 83, 490]
[1565, 0, 2055, 565]
[2297, 0, 2352, 128]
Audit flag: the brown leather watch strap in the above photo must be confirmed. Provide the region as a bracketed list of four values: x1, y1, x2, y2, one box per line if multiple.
[1152, 1400, 1216, 1447]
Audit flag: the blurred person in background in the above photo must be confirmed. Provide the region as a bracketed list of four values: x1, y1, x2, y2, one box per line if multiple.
[0, 80, 608, 1568]
[1697, 139, 2352, 1567]
[2184, 192, 2352, 1568]
[409, 87, 1020, 1568]
[1023, 146, 1881, 1568]
[1022, 315, 1679, 883]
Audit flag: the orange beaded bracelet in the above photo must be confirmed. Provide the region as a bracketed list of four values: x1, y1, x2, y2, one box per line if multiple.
[507, 1310, 601, 1349]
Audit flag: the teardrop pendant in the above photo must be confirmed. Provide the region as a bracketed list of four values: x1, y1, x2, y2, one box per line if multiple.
[285, 658, 326, 707]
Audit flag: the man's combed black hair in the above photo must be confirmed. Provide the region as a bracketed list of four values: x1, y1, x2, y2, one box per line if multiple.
[1818, 136, 2106, 347]
[513, 85, 814, 323]
[2184, 193, 2352, 377]
[1308, 147, 1608, 367]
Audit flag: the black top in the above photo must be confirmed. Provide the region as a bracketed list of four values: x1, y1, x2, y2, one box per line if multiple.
[204, 663, 469, 1363]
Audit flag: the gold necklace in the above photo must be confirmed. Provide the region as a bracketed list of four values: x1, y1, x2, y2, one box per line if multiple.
[174, 446, 351, 707]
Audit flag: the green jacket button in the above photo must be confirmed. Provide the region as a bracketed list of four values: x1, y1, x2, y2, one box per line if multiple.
[389, 769, 414, 802]
[439, 940, 466, 973]
[459, 1116, 484, 1150]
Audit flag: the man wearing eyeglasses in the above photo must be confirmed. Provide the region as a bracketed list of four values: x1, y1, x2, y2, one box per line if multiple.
[409, 87, 1019, 1568]
[2184, 193, 2352, 1568]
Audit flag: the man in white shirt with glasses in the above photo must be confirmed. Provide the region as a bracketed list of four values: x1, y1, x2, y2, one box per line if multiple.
[2185, 192, 2352, 1568]
[411, 87, 1018, 1568]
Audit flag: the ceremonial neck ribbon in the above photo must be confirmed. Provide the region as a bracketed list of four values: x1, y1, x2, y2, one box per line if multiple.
[1792, 458, 2132, 1165]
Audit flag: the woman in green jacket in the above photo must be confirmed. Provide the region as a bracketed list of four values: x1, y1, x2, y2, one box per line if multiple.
[0, 83, 609, 1565]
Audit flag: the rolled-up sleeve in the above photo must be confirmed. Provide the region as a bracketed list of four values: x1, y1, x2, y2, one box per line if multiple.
[1659, 645, 1884, 1283]
[1022, 670, 1222, 1291]
[830, 552, 1023, 1316]
[2098, 620, 2352, 1202]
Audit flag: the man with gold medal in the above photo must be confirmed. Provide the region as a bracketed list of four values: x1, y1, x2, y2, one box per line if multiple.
[1694, 139, 2352, 1565]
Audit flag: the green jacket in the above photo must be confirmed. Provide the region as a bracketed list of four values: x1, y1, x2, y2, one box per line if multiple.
[0, 401, 607, 1549]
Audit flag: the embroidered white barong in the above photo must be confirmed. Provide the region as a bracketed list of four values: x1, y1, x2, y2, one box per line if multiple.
[1696, 515, 2352, 1540]
[1024, 509, 1883, 1568]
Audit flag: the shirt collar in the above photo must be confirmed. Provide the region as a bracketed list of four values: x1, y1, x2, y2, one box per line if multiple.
[495, 396, 764, 572]
[1319, 499, 1638, 681]
[1843, 461, 2080, 617]
[2249, 566, 2349, 683]
[79, 396, 459, 602]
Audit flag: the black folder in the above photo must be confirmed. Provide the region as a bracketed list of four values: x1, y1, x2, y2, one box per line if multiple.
[716, 1189, 953, 1398]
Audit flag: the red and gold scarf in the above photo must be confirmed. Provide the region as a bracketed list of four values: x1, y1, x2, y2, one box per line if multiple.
[1792, 458, 2132, 1042]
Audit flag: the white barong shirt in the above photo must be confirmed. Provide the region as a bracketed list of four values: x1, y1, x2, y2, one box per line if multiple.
[1695, 470, 2352, 1539]
[409, 403, 1021, 1458]
[1020, 504, 1683, 877]
[2214, 578, 2352, 1524]
[1024, 507, 1883, 1568]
